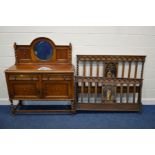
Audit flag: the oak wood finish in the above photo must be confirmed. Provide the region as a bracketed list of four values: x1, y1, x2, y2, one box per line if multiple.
[76, 55, 146, 111]
[5, 37, 75, 114]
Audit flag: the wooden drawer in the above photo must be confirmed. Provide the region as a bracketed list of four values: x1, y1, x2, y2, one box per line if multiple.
[42, 74, 72, 81]
[9, 74, 38, 80]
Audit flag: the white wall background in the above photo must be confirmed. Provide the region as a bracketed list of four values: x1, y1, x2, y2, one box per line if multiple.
[0, 26, 155, 104]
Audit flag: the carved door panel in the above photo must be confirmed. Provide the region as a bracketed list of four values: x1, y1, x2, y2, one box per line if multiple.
[42, 81, 71, 99]
[9, 80, 40, 99]
[42, 74, 74, 99]
[8, 74, 40, 99]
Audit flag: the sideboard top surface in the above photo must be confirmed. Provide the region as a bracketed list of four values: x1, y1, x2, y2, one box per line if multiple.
[5, 64, 74, 73]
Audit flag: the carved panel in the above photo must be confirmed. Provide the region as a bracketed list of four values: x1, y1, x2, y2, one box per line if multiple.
[56, 49, 68, 59]
[105, 62, 118, 78]
[103, 84, 116, 103]
[10, 81, 39, 99]
[15, 46, 31, 63]
[77, 55, 146, 62]
[43, 81, 70, 99]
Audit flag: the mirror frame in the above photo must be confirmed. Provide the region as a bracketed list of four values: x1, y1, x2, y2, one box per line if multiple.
[30, 37, 56, 63]
[33, 40, 53, 61]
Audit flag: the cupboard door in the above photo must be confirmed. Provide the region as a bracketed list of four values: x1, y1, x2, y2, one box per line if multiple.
[42, 80, 72, 99]
[7, 73, 40, 99]
[9, 80, 40, 99]
[42, 74, 74, 99]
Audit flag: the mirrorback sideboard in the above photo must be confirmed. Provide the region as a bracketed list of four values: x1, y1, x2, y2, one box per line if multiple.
[5, 37, 75, 114]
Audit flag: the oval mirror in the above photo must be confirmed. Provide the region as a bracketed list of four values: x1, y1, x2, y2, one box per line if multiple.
[34, 41, 53, 60]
